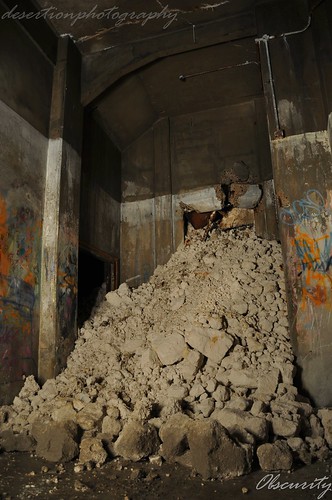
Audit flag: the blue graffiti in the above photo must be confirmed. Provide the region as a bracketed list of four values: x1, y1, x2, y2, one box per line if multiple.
[280, 189, 330, 226]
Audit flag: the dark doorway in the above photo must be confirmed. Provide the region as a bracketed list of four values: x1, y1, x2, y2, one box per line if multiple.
[77, 248, 106, 327]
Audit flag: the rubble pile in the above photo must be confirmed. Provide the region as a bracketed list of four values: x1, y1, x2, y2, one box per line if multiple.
[1, 227, 332, 480]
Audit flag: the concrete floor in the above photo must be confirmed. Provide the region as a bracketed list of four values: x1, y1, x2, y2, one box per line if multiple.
[1, 452, 332, 499]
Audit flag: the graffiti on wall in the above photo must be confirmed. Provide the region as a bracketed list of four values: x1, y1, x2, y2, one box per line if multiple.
[279, 189, 329, 227]
[293, 229, 332, 310]
[280, 189, 332, 312]
[0, 194, 41, 382]
[57, 210, 78, 368]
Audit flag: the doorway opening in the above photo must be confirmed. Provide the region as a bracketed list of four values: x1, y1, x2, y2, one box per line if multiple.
[77, 246, 119, 327]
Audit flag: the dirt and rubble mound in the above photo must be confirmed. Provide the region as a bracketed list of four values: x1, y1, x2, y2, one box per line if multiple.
[1, 227, 331, 479]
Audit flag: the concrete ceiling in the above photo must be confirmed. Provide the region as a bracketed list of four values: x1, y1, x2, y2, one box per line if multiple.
[34, 0, 275, 54]
[31, 0, 309, 149]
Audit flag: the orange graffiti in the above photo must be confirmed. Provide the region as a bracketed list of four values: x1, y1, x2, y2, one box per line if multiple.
[292, 229, 332, 310]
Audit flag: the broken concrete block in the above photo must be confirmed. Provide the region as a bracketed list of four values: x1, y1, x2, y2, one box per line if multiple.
[279, 363, 296, 384]
[257, 369, 280, 395]
[219, 208, 254, 230]
[196, 398, 215, 418]
[31, 421, 79, 462]
[151, 332, 187, 366]
[287, 437, 312, 465]
[52, 403, 77, 423]
[77, 403, 104, 431]
[212, 408, 268, 441]
[105, 291, 123, 308]
[257, 441, 293, 471]
[101, 416, 122, 440]
[228, 369, 259, 389]
[308, 414, 324, 438]
[140, 348, 161, 372]
[39, 379, 58, 401]
[188, 419, 252, 480]
[0, 430, 36, 452]
[189, 383, 205, 399]
[18, 375, 40, 400]
[229, 183, 262, 209]
[272, 416, 300, 438]
[250, 401, 267, 416]
[226, 397, 250, 411]
[167, 385, 189, 399]
[114, 421, 160, 461]
[231, 301, 249, 316]
[212, 385, 230, 403]
[159, 413, 193, 462]
[317, 409, 332, 448]
[178, 349, 205, 381]
[185, 326, 233, 363]
[79, 438, 108, 466]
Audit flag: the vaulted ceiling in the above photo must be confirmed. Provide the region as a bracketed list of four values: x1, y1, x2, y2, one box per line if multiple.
[31, 0, 310, 149]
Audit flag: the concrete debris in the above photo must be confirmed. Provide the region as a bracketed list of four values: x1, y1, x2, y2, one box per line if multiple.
[159, 413, 192, 462]
[31, 421, 79, 463]
[317, 409, 332, 448]
[0, 227, 330, 477]
[114, 421, 160, 461]
[79, 438, 108, 466]
[188, 419, 252, 480]
[257, 440, 293, 471]
[0, 430, 36, 452]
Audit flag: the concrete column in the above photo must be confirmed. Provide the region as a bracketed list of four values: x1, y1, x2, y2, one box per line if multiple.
[272, 132, 332, 407]
[39, 36, 83, 382]
[258, 32, 332, 406]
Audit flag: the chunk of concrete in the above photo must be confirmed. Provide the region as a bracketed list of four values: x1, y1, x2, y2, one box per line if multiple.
[31, 421, 79, 462]
[188, 419, 252, 480]
[178, 350, 205, 381]
[0, 430, 36, 452]
[212, 408, 268, 441]
[79, 438, 108, 466]
[185, 326, 233, 363]
[257, 441, 293, 471]
[228, 369, 259, 389]
[114, 421, 160, 461]
[317, 409, 332, 448]
[101, 416, 122, 440]
[272, 416, 300, 438]
[159, 413, 193, 462]
[151, 332, 187, 366]
[77, 403, 104, 431]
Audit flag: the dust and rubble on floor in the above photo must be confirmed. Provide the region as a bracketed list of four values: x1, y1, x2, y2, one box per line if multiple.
[1, 226, 332, 483]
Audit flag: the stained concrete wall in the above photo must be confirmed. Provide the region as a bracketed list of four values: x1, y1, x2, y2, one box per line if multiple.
[0, 101, 49, 403]
[39, 37, 83, 382]
[80, 115, 121, 259]
[121, 99, 273, 285]
[272, 132, 332, 407]
[257, 0, 332, 406]
[0, 14, 53, 402]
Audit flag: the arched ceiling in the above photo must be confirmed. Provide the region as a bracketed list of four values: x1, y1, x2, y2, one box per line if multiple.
[30, 0, 310, 148]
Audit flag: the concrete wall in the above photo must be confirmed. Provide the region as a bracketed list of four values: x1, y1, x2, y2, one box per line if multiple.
[272, 131, 332, 407]
[39, 37, 83, 382]
[80, 115, 121, 259]
[257, 0, 332, 406]
[121, 99, 273, 285]
[0, 15, 53, 402]
[0, 20, 84, 399]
